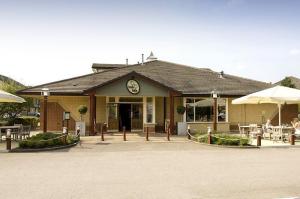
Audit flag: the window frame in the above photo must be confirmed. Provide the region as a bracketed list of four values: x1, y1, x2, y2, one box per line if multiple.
[183, 97, 228, 123]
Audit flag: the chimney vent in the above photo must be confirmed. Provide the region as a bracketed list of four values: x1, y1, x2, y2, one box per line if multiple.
[146, 51, 157, 61]
[126, 58, 128, 65]
[219, 71, 224, 78]
[141, 54, 144, 65]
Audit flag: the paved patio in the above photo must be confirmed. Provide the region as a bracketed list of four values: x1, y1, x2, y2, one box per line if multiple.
[80, 132, 188, 144]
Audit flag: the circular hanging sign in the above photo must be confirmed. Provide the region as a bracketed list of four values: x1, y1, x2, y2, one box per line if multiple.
[126, 79, 140, 94]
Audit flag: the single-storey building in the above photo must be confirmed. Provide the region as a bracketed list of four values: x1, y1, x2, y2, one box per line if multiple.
[17, 55, 298, 135]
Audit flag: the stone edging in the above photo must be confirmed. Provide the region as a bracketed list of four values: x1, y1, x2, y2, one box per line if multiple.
[191, 140, 300, 149]
[190, 140, 259, 149]
[9, 142, 79, 153]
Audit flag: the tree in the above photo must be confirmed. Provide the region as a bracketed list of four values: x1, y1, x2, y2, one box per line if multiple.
[280, 77, 296, 88]
[0, 81, 34, 123]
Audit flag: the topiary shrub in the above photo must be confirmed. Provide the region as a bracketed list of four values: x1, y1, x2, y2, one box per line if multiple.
[78, 105, 88, 121]
[176, 105, 186, 115]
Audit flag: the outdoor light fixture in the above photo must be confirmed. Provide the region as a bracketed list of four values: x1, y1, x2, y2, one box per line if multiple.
[41, 88, 50, 97]
[211, 89, 218, 99]
[211, 89, 218, 132]
[41, 88, 50, 133]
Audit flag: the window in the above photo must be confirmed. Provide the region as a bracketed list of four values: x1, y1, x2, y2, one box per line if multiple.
[186, 103, 194, 122]
[218, 98, 226, 122]
[108, 97, 115, 103]
[146, 97, 153, 123]
[185, 98, 227, 122]
[195, 98, 213, 122]
[119, 97, 143, 103]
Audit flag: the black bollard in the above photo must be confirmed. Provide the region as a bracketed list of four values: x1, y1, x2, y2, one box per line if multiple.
[257, 134, 261, 146]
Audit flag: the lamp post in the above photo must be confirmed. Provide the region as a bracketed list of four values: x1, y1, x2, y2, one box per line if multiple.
[41, 88, 50, 133]
[211, 90, 218, 132]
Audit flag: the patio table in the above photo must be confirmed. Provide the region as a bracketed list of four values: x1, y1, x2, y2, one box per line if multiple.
[239, 125, 261, 137]
[239, 125, 250, 136]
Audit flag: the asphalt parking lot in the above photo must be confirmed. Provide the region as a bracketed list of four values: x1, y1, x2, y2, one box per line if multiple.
[1, 141, 300, 199]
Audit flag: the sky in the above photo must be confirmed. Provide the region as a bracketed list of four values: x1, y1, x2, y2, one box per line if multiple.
[0, 0, 300, 86]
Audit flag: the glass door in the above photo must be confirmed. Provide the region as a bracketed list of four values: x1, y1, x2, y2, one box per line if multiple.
[131, 104, 143, 131]
[107, 103, 119, 131]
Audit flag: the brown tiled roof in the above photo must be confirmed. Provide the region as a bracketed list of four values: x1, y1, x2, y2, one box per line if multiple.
[92, 63, 127, 69]
[18, 60, 271, 96]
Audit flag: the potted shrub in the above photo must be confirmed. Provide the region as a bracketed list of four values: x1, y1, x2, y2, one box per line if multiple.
[78, 105, 88, 121]
[76, 105, 88, 136]
[176, 105, 187, 135]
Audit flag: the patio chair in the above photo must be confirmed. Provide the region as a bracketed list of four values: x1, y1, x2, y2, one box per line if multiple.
[0, 129, 6, 142]
[262, 124, 272, 140]
[238, 124, 246, 137]
[249, 124, 259, 138]
[272, 127, 282, 142]
[20, 125, 31, 140]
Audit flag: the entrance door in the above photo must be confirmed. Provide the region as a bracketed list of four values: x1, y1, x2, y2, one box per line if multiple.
[119, 104, 131, 131]
[131, 104, 143, 130]
[107, 103, 118, 131]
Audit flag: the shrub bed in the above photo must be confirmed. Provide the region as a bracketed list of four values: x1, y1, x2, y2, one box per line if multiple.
[18, 132, 78, 149]
[195, 132, 250, 146]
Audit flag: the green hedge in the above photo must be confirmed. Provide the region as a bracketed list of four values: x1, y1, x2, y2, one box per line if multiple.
[18, 132, 78, 149]
[12, 116, 39, 130]
[196, 133, 250, 146]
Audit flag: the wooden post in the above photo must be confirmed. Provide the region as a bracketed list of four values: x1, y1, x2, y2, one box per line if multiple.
[169, 92, 175, 136]
[66, 120, 69, 134]
[89, 94, 96, 136]
[187, 125, 191, 140]
[257, 134, 261, 146]
[6, 129, 11, 151]
[101, 124, 104, 141]
[123, 126, 126, 141]
[62, 127, 68, 145]
[291, 133, 295, 145]
[43, 96, 48, 133]
[213, 97, 217, 132]
[167, 125, 170, 141]
[163, 97, 166, 132]
[146, 126, 149, 141]
[207, 126, 212, 144]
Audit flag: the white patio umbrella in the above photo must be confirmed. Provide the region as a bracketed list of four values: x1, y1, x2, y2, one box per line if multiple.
[0, 89, 26, 103]
[232, 85, 300, 126]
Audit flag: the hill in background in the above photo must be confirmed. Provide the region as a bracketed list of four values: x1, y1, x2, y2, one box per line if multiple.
[0, 74, 24, 87]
